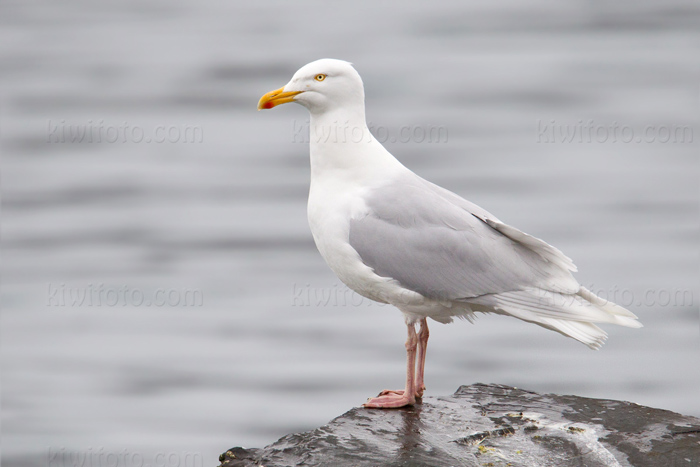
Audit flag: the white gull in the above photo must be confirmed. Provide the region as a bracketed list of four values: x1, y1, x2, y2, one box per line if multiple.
[258, 58, 641, 408]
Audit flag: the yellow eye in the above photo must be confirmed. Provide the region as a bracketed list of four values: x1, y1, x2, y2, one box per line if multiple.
[314, 74, 326, 81]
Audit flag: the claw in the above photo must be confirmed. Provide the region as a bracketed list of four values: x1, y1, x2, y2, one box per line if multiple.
[363, 392, 415, 408]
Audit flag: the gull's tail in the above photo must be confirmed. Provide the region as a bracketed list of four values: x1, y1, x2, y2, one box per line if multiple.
[465, 286, 642, 350]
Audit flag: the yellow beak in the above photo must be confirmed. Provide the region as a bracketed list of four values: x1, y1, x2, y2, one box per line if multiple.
[257, 87, 303, 110]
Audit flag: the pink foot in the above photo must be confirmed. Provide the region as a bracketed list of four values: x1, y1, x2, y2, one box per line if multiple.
[378, 388, 425, 399]
[363, 391, 415, 408]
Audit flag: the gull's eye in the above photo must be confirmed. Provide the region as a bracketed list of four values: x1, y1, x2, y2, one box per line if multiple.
[314, 74, 326, 82]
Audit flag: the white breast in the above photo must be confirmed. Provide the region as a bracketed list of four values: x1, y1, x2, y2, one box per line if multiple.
[307, 176, 381, 300]
[305, 118, 445, 316]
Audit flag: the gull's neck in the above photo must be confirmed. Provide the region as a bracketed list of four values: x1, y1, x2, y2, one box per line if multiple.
[308, 107, 404, 185]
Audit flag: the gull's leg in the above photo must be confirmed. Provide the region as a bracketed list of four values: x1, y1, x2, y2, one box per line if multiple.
[376, 318, 429, 398]
[363, 322, 418, 408]
[374, 318, 430, 398]
[415, 318, 429, 398]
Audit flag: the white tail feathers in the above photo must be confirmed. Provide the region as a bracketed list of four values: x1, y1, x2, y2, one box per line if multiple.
[576, 287, 643, 328]
[465, 286, 642, 350]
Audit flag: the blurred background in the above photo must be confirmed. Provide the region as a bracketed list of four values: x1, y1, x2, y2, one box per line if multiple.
[2, 1, 698, 466]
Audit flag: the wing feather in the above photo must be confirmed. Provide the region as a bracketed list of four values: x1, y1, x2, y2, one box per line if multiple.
[348, 175, 579, 301]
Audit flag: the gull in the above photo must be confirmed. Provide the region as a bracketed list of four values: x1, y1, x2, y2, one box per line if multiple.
[257, 59, 641, 409]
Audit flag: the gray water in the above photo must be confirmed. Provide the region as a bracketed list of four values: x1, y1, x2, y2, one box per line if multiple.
[2, 1, 699, 466]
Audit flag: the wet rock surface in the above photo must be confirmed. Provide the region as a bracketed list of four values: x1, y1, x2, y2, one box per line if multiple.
[218, 383, 700, 467]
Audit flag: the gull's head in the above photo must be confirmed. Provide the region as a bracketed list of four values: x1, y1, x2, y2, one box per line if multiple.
[258, 59, 364, 116]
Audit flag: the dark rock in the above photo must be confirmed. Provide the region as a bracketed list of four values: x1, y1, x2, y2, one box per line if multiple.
[219, 383, 700, 467]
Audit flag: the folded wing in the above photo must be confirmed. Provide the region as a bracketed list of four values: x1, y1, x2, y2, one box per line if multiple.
[348, 174, 641, 348]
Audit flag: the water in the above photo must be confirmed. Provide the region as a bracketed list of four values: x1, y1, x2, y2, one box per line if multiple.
[2, 1, 699, 466]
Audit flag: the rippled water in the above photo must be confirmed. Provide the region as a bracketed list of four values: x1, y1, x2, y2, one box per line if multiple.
[2, 1, 699, 466]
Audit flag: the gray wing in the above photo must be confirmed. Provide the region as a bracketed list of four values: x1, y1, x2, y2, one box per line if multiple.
[348, 174, 579, 301]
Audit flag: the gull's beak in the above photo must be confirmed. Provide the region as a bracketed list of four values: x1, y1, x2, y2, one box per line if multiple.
[257, 87, 303, 110]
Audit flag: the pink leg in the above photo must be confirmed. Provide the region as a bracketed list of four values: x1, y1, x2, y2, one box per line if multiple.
[415, 318, 429, 398]
[363, 322, 418, 408]
[375, 319, 429, 398]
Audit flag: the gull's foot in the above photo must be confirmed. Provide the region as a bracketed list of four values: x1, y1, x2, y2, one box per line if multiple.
[378, 386, 425, 398]
[363, 390, 416, 409]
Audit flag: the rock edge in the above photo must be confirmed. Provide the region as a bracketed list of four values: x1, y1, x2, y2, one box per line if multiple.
[219, 383, 700, 467]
